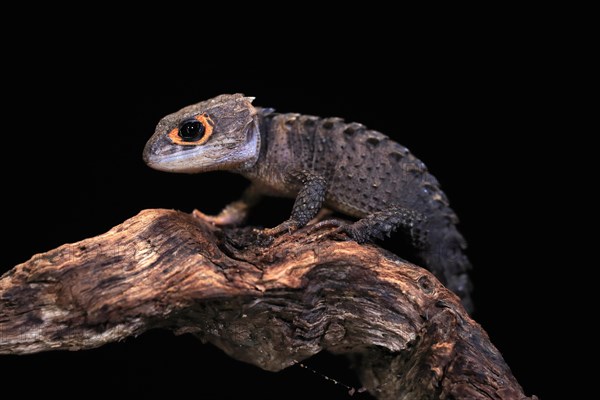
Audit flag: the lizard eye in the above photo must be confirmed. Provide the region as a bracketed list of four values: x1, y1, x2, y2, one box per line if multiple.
[179, 119, 205, 141]
[167, 114, 215, 146]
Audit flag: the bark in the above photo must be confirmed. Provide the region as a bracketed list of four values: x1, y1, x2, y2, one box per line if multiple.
[0, 209, 535, 399]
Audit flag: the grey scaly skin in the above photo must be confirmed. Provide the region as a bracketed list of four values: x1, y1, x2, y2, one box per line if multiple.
[144, 94, 473, 311]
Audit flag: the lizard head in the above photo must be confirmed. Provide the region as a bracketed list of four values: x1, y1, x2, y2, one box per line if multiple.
[143, 94, 260, 173]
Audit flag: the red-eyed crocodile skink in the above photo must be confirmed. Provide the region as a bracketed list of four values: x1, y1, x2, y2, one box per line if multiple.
[143, 94, 473, 311]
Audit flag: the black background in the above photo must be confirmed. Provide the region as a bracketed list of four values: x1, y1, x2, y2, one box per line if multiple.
[1, 67, 554, 398]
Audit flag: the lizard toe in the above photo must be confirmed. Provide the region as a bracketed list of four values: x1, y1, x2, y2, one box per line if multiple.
[261, 220, 299, 237]
[332, 225, 371, 244]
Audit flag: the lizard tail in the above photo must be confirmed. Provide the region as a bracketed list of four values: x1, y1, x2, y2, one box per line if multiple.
[337, 203, 474, 312]
[418, 215, 473, 312]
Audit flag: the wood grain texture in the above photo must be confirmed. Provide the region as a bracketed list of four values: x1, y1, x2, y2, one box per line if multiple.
[0, 209, 535, 399]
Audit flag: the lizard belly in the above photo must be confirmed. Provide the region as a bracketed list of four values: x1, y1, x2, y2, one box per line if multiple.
[324, 196, 371, 219]
[255, 181, 299, 199]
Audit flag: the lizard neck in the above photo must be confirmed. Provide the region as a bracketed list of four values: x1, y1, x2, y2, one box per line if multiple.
[236, 110, 298, 198]
[231, 114, 265, 175]
[236, 110, 271, 179]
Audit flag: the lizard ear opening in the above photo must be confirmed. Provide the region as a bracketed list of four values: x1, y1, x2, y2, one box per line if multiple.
[168, 114, 215, 146]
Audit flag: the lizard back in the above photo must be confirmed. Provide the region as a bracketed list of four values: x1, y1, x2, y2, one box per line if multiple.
[247, 111, 472, 309]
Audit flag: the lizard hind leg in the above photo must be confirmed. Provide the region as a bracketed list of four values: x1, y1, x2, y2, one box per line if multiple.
[337, 206, 428, 247]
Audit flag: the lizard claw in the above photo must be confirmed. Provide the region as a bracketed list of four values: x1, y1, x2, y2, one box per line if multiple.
[250, 220, 299, 245]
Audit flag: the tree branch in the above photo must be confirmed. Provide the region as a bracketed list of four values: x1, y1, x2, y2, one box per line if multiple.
[0, 209, 534, 399]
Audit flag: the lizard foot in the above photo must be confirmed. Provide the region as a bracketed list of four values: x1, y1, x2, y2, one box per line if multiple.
[193, 206, 245, 227]
[253, 220, 299, 240]
[260, 220, 299, 237]
[303, 219, 347, 239]
[332, 223, 372, 244]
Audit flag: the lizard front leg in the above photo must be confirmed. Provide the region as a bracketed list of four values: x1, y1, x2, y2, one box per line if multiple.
[193, 185, 262, 226]
[261, 170, 327, 236]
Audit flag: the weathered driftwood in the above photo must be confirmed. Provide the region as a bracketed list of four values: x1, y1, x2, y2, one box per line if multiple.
[0, 209, 534, 399]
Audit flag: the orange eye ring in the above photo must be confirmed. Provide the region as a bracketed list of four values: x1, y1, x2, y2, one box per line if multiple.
[168, 114, 215, 146]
